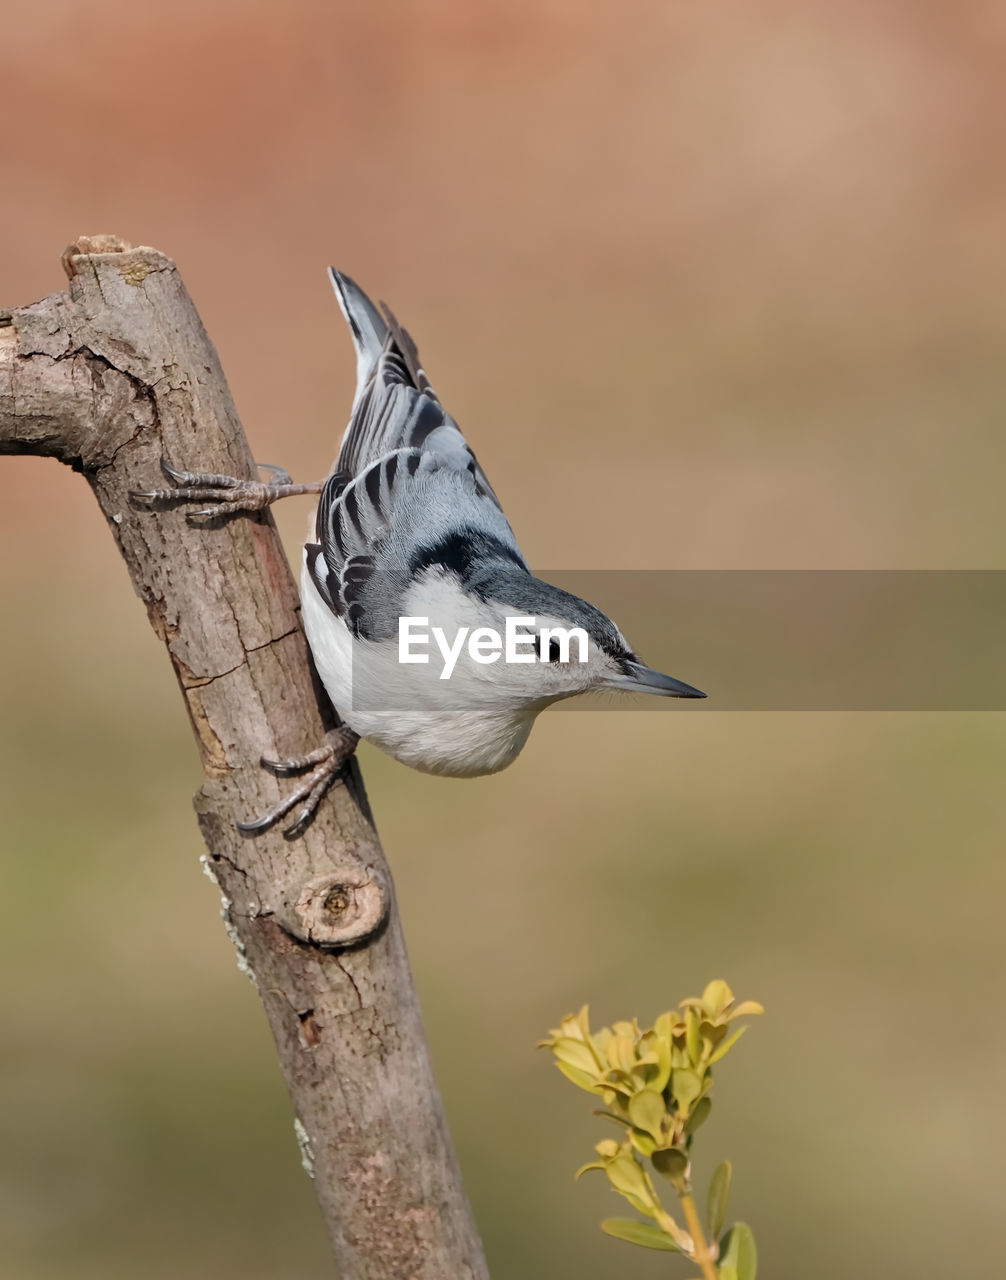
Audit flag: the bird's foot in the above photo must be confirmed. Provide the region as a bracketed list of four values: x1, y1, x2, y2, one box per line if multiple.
[237, 727, 361, 840]
[131, 458, 324, 521]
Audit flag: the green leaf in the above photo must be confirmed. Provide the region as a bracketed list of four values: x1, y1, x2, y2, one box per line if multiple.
[591, 1027, 613, 1060]
[684, 1095, 712, 1135]
[604, 1152, 654, 1206]
[719, 1267, 739, 1280]
[709, 1026, 747, 1065]
[592, 1109, 631, 1130]
[651, 1031, 672, 1093]
[628, 1089, 666, 1140]
[606, 1033, 637, 1074]
[629, 1127, 657, 1157]
[685, 1006, 701, 1065]
[701, 980, 733, 1019]
[572, 1004, 593, 1038]
[621, 1191, 660, 1218]
[551, 1037, 600, 1073]
[549, 1006, 592, 1044]
[600, 1218, 680, 1252]
[555, 1061, 600, 1092]
[654, 1010, 678, 1052]
[707, 1160, 732, 1240]
[671, 1068, 703, 1112]
[727, 1000, 764, 1019]
[720, 1222, 758, 1280]
[651, 1146, 689, 1181]
[597, 1075, 634, 1098]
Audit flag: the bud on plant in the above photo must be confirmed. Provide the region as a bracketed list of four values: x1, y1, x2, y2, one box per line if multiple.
[539, 981, 762, 1278]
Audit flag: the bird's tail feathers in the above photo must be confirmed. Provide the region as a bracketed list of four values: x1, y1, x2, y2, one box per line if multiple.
[328, 268, 388, 407]
[379, 301, 439, 401]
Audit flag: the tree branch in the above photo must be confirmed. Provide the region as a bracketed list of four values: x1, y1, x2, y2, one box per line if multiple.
[0, 236, 489, 1279]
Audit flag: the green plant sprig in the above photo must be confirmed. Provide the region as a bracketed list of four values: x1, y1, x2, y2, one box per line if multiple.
[540, 980, 762, 1279]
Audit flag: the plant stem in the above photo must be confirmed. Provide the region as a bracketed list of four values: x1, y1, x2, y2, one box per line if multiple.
[653, 1207, 694, 1256]
[679, 1192, 718, 1280]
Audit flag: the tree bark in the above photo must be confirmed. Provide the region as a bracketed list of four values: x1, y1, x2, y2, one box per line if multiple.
[0, 236, 489, 1280]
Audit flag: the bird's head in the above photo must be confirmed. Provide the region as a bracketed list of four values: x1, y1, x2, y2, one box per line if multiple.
[483, 572, 705, 707]
[388, 565, 705, 715]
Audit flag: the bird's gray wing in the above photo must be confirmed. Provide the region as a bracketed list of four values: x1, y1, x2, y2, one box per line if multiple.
[329, 269, 503, 509]
[306, 450, 404, 637]
[307, 443, 526, 640]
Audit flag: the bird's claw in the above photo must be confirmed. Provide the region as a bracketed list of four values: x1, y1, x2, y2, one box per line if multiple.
[237, 728, 360, 839]
[261, 743, 336, 777]
[130, 457, 317, 521]
[256, 463, 293, 486]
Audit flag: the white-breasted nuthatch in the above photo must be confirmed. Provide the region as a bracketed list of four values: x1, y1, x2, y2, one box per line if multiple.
[136, 270, 704, 835]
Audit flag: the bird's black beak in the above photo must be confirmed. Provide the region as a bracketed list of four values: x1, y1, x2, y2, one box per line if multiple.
[603, 661, 707, 699]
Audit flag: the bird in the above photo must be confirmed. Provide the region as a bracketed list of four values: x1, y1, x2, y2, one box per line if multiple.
[134, 270, 706, 836]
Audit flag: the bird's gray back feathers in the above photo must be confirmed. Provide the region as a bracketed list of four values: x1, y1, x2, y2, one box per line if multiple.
[309, 271, 525, 639]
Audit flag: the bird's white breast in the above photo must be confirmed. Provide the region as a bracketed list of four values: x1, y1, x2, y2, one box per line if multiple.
[299, 556, 536, 776]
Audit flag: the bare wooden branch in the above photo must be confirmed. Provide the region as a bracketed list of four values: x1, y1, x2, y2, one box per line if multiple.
[0, 237, 489, 1279]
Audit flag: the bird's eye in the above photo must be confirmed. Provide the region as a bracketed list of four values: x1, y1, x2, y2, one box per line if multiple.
[536, 636, 567, 663]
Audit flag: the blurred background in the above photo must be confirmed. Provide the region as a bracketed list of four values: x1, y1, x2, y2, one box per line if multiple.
[2, 2, 1006, 1276]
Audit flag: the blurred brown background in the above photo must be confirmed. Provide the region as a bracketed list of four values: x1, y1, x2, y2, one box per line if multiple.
[2, 2, 1005, 1276]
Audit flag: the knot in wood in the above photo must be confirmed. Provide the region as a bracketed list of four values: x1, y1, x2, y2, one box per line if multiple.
[294, 869, 388, 948]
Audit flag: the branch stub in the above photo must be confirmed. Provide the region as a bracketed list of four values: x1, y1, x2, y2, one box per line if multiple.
[294, 868, 389, 948]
